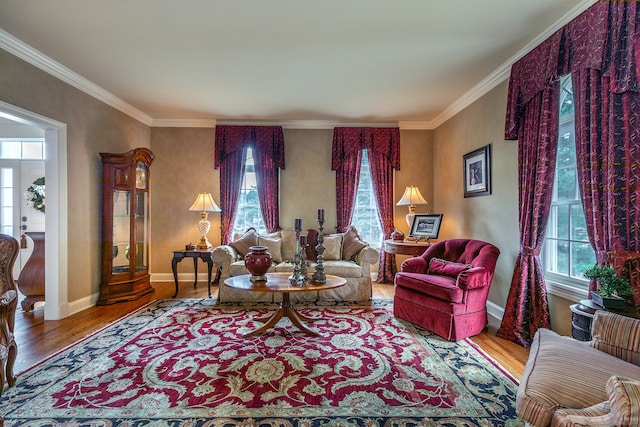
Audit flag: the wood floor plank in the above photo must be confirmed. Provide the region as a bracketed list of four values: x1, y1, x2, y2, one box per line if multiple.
[11, 281, 529, 379]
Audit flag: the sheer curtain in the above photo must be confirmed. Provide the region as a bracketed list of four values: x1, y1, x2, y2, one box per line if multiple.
[500, 0, 640, 345]
[215, 125, 285, 243]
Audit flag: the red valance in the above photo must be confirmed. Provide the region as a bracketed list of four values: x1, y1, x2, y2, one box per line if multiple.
[214, 125, 285, 169]
[331, 127, 400, 170]
[505, 0, 640, 139]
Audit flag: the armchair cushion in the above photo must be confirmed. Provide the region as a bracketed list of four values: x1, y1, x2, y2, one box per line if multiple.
[608, 375, 640, 426]
[428, 257, 472, 277]
[590, 310, 640, 366]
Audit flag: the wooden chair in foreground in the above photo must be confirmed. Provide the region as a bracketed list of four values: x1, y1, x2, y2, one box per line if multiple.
[0, 234, 19, 395]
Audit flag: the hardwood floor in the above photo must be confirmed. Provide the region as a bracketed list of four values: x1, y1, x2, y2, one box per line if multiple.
[12, 281, 530, 379]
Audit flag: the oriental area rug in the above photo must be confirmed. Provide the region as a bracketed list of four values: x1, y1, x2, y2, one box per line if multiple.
[0, 299, 524, 426]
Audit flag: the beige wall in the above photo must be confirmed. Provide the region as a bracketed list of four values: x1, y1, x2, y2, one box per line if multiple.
[150, 127, 434, 272]
[0, 49, 150, 302]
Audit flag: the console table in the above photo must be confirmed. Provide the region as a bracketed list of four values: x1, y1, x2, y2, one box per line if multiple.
[171, 249, 218, 298]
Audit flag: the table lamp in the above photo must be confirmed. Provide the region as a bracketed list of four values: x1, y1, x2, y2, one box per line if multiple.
[396, 185, 428, 228]
[189, 192, 221, 249]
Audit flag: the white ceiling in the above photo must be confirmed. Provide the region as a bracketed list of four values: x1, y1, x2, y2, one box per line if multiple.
[0, 0, 594, 128]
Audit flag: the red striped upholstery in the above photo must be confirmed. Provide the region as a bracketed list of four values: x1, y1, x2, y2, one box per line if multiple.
[517, 311, 640, 426]
[590, 311, 640, 366]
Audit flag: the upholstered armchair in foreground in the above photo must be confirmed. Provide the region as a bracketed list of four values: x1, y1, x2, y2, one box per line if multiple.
[393, 238, 500, 341]
[0, 234, 19, 396]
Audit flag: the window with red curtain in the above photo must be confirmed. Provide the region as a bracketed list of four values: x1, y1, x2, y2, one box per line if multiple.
[332, 127, 400, 283]
[214, 125, 285, 243]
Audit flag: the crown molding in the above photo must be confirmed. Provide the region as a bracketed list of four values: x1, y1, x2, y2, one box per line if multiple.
[430, 0, 598, 129]
[151, 118, 217, 128]
[0, 29, 153, 126]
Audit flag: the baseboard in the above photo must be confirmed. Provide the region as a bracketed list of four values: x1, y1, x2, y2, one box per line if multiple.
[67, 292, 100, 316]
[486, 300, 505, 327]
[151, 273, 212, 282]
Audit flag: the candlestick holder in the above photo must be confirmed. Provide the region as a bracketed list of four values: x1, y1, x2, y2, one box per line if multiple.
[312, 219, 326, 283]
[289, 228, 306, 286]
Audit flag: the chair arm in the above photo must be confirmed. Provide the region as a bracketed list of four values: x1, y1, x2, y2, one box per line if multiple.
[590, 310, 640, 365]
[354, 246, 379, 266]
[400, 256, 428, 273]
[456, 267, 490, 289]
[212, 245, 240, 280]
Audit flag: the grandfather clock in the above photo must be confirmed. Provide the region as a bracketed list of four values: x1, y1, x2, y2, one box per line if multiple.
[98, 148, 154, 305]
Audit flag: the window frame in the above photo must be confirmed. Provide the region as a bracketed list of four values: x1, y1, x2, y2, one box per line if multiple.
[543, 76, 592, 302]
[231, 148, 266, 236]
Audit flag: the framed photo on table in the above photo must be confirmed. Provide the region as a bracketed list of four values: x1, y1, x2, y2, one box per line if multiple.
[463, 144, 491, 197]
[409, 214, 443, 240]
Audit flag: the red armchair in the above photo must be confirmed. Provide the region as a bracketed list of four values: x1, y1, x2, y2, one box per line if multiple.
[393, 238, 500, 341]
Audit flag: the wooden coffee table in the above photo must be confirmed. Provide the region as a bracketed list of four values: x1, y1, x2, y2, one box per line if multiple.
[224, 272, 346, 337]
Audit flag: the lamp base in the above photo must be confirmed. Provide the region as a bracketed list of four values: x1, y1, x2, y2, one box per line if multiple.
[406, 212, 415, 229]
[197, 235, 212, 249]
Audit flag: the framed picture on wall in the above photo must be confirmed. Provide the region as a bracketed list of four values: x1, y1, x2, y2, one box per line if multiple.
[409, 214, 443, 240]
[463, 144, 491, 197]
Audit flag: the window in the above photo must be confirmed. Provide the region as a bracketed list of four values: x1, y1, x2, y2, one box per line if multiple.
[544, 76, 595, 292]
[352, 150, 383, 246]
[231, 148, 266, 235]
[0, 139, 45, 159]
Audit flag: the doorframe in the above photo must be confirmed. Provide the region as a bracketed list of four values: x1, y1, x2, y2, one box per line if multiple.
[0, 100, 68, 320]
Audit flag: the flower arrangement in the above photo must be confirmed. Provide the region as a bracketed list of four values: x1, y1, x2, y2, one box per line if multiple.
[25, 177, 45, 213]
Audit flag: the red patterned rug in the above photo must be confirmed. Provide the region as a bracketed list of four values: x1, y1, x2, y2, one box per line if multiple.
[0, 299, 524, 426]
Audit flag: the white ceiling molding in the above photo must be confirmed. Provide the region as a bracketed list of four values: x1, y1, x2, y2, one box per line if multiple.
[431, 0, 597, 129]
[0, 29, 153, 126]
[152, 118, 217, 128]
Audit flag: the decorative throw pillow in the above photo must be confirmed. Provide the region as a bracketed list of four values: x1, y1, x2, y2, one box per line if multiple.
[229, 228, 259, 257]
[323, 234, 343, 260]
[258, 235, 283, 263]
[607, 375, 640, 427]
[428, 257, 472, 278]
[280, 229, 298, 261]
[342, 226, 368, 261]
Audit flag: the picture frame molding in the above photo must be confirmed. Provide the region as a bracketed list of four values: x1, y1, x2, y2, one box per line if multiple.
[463, 144, 492, 198]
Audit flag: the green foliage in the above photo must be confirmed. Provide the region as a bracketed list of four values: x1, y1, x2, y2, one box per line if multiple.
[583, 265, 633, 298]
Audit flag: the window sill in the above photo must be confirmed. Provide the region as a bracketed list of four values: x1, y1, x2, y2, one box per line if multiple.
[545, 278, 589, 302]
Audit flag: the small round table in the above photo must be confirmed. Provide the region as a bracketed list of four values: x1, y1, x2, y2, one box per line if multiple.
[383, 239, 430, 256]
[224, 272, 346, 337]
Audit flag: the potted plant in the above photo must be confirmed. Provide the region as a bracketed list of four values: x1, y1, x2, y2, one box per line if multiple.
[583, 265, 634, 309]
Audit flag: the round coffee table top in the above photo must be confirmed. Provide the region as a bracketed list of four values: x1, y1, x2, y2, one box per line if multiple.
[224, 272, 346, 293]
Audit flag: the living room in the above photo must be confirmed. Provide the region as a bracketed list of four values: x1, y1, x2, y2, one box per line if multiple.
[3, 0, 640, 423]
[0, 1, 595, 337]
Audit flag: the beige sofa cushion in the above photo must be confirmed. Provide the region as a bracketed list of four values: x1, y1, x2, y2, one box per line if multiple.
[229, 228, 259, 256]
[323, 234, 343, 260]
[280, 229, 298, 261]
[258, 235, 283, 263]
[517, 328, 640, 427]
[342, 226, 368, 261]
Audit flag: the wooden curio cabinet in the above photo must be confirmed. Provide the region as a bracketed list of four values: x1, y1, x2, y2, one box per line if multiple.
[98, 148, 154, 305]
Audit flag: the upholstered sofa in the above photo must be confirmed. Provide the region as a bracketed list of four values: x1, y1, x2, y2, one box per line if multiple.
[212, 226, 379, 302]
[517, 310, 640, 427]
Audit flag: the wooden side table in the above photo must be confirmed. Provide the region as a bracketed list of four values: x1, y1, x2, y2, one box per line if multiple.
[383, 239, 430, 257]
[171, 249, 219, 298]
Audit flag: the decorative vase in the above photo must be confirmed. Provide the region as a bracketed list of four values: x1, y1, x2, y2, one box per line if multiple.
[245, 246, 272, 282]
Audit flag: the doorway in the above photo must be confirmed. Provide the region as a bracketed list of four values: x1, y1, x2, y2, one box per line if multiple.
[0, 100, 68, 320]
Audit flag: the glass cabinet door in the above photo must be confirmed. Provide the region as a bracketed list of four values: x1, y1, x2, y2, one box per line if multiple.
[112, 190, 130, 273]
[135, 191, 148, 272]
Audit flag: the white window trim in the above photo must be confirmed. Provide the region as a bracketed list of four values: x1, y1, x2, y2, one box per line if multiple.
[545, 272, 589, 302]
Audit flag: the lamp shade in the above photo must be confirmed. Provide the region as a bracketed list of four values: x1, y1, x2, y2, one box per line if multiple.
[189, 193, 221, 212]
[396, 186, 427, 206]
